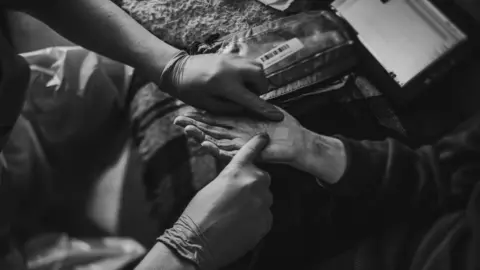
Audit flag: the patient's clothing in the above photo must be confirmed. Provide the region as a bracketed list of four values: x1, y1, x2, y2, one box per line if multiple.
[0, 25, 31, 268]
[312, 110, 480, 270]
[115, 0, 328, 50]
[0, 30, 30, 150]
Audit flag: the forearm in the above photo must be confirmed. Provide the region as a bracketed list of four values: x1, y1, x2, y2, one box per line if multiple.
[21, 0, 180, 84]
[294, 112, 480, 213]
[136, 242, 195, 270]
[291, 129, 347, 185]
[293, 128, 438, 203]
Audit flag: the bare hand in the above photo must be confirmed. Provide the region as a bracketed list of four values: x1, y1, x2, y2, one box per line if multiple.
[160, 134, 273, 269]
[174, 106, 306, 165]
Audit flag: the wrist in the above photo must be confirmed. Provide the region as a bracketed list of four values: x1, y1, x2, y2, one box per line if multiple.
[291, 129, 347, 185]
[136, 242, 196, 270]
[156, 50, 190, 94]
[137, 44, 182, 86]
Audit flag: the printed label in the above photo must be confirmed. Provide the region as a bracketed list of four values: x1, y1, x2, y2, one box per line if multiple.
[256, 38, 304, 69]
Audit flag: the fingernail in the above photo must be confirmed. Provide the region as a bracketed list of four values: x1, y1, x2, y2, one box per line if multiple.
[174, 118, 186, 127]
[259, 133, 269, 140]
[269, 111, 284, 121]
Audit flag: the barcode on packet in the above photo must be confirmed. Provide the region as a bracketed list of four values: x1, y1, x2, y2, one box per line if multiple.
[260, 44, 291, 62]
[256, 38, 304, 69]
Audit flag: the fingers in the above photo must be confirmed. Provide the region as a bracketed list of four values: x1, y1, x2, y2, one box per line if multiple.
[219, 149, 237, 160]
[174, 116, 235, 139]
[255, 169, 271, 189]
[237, 38, 249, 57]
[187, 128, 239, 151]
[242, 65, 269, 95]
[222, 36, 240, 54]
[230, 133, 270, 166]
[184, 124, 237, 149]
[183, 110, 235, 129]
[201, 141, 237, 161]
[223, 37, 249, 56]
[201, 140, 220, 157]
[184, 125, 205, 142]
[184, 125, 238, 160]
[201, 141, 237, 158]
[227, 85, 284, 122]
[201, 98, 245, 115]
[229, 58, 283, 120]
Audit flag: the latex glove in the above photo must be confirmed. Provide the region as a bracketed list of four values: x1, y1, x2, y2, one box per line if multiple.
[158, 51, 284, 122]
[158, 134, 273, 270]
[173, 106, 307, 166]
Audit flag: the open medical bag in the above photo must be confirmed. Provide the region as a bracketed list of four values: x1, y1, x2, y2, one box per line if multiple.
[207, 0, 476, 107]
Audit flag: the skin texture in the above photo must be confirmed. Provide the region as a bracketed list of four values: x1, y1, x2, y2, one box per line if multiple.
[137, 134, 273, 270]
[174, 106, 347, 184]
[297, 131, 347, 184]
[174, 107, 307, 165]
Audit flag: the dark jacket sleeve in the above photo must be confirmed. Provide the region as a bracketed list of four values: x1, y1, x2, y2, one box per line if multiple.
[0, 248, 26, 270]
[331, 112, 480, 214]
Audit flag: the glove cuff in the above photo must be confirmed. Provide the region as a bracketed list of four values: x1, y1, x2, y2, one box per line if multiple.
[157, 215, 215, 270]
[158, 50, 190, 94]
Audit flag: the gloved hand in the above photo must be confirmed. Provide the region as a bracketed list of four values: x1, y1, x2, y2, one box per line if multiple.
[158, 134, 273, 270]
[158, 51, 284, 122]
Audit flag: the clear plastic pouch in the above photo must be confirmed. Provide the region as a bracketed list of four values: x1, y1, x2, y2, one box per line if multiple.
[215, 10, 357, 100]
[20, 46, 134, 146]
[25, 233, 146, 270]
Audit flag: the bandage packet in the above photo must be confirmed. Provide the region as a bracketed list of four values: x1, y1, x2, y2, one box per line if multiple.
[215, 10, 357, 101]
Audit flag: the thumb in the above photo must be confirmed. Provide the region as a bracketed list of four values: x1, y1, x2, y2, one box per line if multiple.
[228, 86, 284, 122]
[229, 133, 270, 166]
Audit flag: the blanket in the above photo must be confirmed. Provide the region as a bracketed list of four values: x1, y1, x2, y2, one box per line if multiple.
[114, 0, 329, 49]
[114, 0, 282, 49]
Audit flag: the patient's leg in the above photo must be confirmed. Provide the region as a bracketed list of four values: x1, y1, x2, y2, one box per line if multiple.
[128, 83, 219, 233]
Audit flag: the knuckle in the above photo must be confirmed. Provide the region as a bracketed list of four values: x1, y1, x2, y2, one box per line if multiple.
[230, 168, 244, 180]
[240, 169, 269, 188]
[241, 174, 258, 189]
[253, 169, 271, 185]
[216, 56, 232, 69]
[207, 61, 227, 82]
[221, 166, 240, 179]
